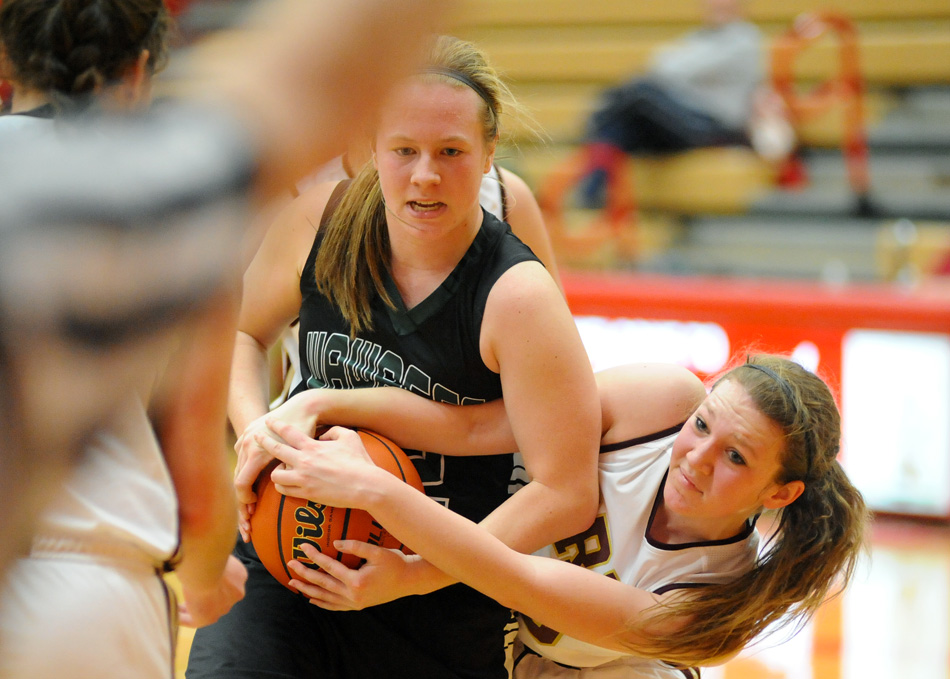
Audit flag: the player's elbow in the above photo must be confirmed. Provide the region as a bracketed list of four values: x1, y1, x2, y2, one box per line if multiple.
[547, 438, 602, 535]
[577, 487, 601, 534]
[558, 476, 600, 536]
[571, 435, 603, 532]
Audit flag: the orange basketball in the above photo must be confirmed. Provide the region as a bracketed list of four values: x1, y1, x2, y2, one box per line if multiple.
[250, 427, 424, 590]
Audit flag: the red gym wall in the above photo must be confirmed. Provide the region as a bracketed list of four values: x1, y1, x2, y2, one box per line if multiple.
[564, 271, 950, 519]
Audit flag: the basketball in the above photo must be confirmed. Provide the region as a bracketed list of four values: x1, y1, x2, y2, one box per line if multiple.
[250, 427, 424, 590]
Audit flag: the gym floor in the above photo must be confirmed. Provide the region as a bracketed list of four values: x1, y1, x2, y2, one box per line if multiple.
[706, 516, 950, 679]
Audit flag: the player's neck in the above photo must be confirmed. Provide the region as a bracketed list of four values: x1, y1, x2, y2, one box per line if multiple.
[651, 501, 747, 545]
[11, 88, 49, 114]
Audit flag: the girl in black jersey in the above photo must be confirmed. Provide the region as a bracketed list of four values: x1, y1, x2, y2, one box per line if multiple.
[188, 35, 601, 679]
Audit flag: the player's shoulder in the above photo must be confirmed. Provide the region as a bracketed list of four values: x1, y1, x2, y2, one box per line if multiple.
[496, 166, 531, 195]
[266, 179, 343, 246]
[484, 257, 564, 324]
[598, 364, 705, 444]
[289, 180, 343, 225]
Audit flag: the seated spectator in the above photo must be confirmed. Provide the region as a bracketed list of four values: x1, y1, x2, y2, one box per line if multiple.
[579, 0, 764, 207]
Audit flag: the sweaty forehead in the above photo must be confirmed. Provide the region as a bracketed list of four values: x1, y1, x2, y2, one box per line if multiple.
[382, 79, 483, 121]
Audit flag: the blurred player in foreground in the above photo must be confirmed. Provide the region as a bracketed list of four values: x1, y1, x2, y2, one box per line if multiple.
[0, 0, 456, 667]
[0, 2, 251, 675]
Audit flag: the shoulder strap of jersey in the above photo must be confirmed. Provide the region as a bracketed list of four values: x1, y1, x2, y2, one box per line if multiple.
[496, 165, 510, 222]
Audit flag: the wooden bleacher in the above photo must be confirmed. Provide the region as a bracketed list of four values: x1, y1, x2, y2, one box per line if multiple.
[453, 0, 950, 218]
[455, 0, 950, 27]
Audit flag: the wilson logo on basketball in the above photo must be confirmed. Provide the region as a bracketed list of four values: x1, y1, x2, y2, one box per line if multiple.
[250, 428, 425, 591]
[291, 501, 327, 561]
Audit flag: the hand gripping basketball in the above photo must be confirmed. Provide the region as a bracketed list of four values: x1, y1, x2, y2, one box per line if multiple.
[250, 425, 424, 590]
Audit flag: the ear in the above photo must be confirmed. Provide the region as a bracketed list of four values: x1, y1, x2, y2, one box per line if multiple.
[118, 49, 151, 108]
[762, 480, 805, 510]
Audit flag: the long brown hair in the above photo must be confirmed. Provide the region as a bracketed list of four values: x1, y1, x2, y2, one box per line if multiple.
[312, 35, 519, 334]
[0, 0, 171, 112]
[623, 354, 870, 665]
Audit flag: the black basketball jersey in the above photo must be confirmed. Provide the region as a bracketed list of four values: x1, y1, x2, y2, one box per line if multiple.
[295, 181, 540, 524]
[189, 181, 541, 679]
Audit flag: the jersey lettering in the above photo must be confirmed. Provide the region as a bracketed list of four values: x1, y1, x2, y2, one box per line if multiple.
[306, 331, 487, 399]
[303, 331, 490, 502]
[375, 349, 405, 388]
[306, 331, 342, 389]
[411, 451, 445, 488]
[433, 382, 460, 405]
[402, 363, 431, 395]
[291, 501, 327, 562]
[553, 514, 611, 569]
[347, 338, 382, 387]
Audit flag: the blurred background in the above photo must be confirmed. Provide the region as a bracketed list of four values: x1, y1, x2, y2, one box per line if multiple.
[448, 5, 950, 676]
[453, 7, 950, 676]
[7, 0, 943, 676]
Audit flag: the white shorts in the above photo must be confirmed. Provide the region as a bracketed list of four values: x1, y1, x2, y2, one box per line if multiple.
[0, 543, 175, 679]
[512, 638, 695, 679]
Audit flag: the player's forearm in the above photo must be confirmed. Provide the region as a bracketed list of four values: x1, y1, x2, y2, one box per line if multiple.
[391, 556, 457, 596]
[362, 475, 559, 609]
[160, 301, 243, 591]
[480, 475, 599, 555]
[487, 387, 601, 552]
[286, 387, 515, 456]
[168, 421, 237, 591]
[228, 332, 272, 435]
[376, 463, 599, 597]
[175, 467, 239, 592]
[280, 387, 404, 434]
[360, 476, 668, 652]
[170, 399, 241, 600]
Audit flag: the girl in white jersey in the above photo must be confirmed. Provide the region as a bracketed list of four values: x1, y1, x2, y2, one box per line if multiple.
[252, 354, 869, 677]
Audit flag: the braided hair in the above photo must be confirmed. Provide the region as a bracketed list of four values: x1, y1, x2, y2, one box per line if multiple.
[0, 0, 170, 112]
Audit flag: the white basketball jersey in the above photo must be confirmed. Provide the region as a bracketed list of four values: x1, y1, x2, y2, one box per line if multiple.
[32, 396, 179, 564]
[478, 164, 505, 220]
[518, 427, 759, 669]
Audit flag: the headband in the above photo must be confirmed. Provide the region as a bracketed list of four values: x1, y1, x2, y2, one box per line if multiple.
[743, 362, 795, 402]
[423, 66, 495, 112]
